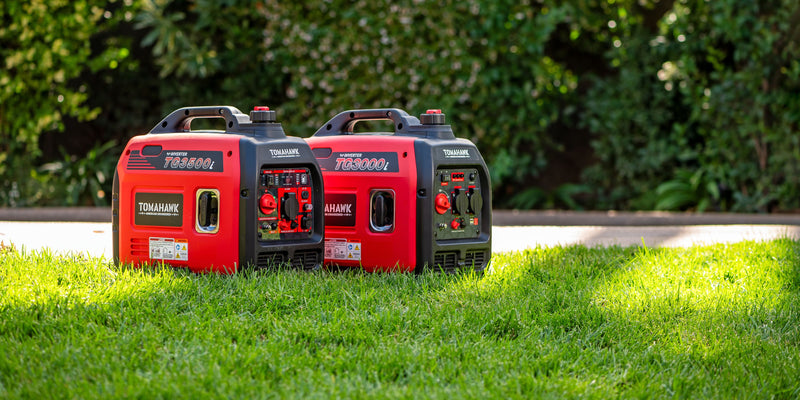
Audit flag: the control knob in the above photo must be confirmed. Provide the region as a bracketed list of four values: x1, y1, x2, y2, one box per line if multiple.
[435, 193, 451, 214]
[259, 193, 277, 215]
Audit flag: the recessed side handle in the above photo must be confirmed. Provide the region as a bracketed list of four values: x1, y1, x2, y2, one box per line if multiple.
[370, 190, 395, 233]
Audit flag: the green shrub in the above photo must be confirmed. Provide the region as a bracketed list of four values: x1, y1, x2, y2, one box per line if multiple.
[3, 0, 799, 210]
[584, 0, 800, 211]
[0, 0, 134, 206]
[37, 140, 119, 206]
[132, 0, 579, 208]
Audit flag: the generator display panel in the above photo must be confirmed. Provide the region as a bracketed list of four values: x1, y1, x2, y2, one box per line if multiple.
[257, 167, 314, 241]
[432, 167, 485, 240]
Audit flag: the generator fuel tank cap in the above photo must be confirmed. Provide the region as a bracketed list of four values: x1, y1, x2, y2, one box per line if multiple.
[420, 109, 445, 125]
[250, 106, 277, 123]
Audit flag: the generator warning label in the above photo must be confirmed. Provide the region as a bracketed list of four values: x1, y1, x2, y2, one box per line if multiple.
[325, 238, 361, 261]
[149, 237, 188, 261]
[135, 192, 183, 227]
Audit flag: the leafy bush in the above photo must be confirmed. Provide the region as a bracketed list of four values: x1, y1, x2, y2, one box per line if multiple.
[655, 170, 721, 212]
[583, 0, 800, 211]
[0, 0, 134, 206]
[133, 0, 580, 208]
[2, 0, 799, 211]
[38, 141, 119, 206]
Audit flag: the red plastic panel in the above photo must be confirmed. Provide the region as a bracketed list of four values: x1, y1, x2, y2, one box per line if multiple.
[116, 133, 241, 273]
[307, 135, 418, 272]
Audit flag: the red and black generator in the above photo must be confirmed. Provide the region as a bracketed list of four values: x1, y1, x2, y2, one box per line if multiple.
[306, 108, 491, 273]
[112, 106, 324, 273]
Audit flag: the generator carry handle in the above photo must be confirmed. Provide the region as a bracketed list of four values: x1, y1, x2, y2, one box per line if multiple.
[149, 106, 253, 134]
[312, 108, 456, 140]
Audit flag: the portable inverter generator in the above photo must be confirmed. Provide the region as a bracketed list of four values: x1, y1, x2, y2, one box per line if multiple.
[305, 108, 491, 273]
[112, 106, 324, 273]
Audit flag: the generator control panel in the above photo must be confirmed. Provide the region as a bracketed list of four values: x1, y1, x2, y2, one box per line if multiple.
[257, 167, 314, 241]
[432, 167, 484, 240]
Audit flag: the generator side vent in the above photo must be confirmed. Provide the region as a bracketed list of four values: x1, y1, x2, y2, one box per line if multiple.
[433, 252, 458, 272]
[291, 250, 320, 271]
[465, 250, 487, 270]
[130, 238, 149, 257]
[257, 251, 287, 268]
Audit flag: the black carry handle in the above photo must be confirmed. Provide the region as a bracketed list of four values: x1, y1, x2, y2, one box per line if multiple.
[312, 108, 424, 136]
[149, 106, 252, 134]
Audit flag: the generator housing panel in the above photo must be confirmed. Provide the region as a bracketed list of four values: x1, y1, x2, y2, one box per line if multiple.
[113, 106, 324, 274]
[307, 108, 491, 273]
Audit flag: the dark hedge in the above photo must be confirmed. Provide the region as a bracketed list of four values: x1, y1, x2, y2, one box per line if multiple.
[2, 0, 798, 211]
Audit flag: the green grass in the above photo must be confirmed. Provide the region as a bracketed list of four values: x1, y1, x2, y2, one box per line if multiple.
[1, 240, 799, 399]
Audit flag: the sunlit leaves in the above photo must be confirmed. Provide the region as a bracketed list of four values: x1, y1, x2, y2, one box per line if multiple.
[0, 0, 135, 206]
[584, 0, 800, 211]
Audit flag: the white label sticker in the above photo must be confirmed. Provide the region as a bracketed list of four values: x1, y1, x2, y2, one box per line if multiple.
[442, 148, 472, 159]
[150, 237, 175, 260]
[150, 237, 188, 261]
[325, 238, 361, 261]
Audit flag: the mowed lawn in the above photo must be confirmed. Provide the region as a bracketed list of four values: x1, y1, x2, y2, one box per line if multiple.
[1, 240, 799, 399]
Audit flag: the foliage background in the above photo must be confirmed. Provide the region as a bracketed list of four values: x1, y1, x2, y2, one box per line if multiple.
[1, 0, 798, 211]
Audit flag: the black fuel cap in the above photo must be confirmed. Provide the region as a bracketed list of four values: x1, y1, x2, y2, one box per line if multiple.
[420, 109, 445, 125]
[250, 106, 277, 123]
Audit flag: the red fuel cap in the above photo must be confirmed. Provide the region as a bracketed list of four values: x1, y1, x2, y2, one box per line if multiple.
[259, 193, 277, 215]
[435, 193, 451, 214]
